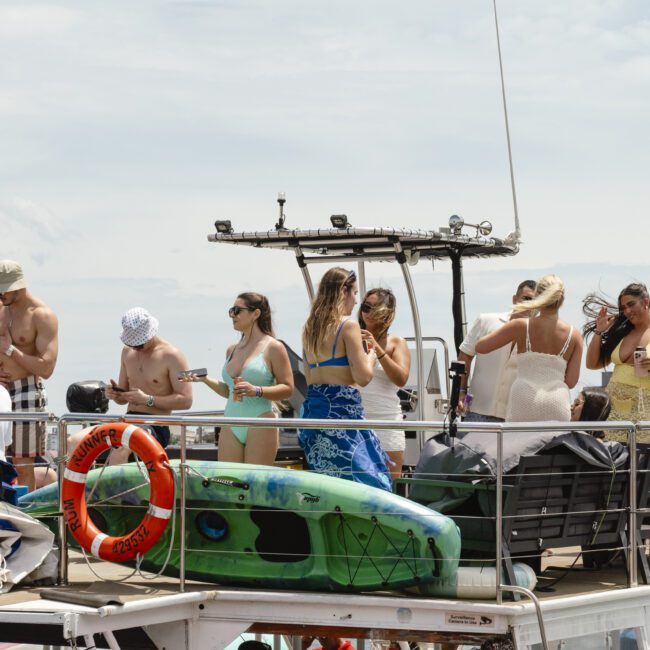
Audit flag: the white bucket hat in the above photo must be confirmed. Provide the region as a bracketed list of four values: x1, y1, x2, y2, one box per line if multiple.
[0, 260, 28, 293]
[120, 307, 159, 347]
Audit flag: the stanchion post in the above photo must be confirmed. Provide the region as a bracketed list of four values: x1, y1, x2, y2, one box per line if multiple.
[57, 418, 69, 585]
[179, 423, 187, 592]
[495, 427, 503, 605]
[628, 424, 638, 588]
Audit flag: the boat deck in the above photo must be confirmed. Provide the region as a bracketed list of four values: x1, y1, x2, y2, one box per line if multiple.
[1, 549, 648, 649]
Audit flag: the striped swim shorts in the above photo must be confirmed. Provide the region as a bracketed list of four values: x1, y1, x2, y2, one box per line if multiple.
[7, 376, 47, 458]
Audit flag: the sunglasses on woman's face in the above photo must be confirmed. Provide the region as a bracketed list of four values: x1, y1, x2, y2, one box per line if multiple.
[229, 305, 255, 317]
[360, 302, 374, 314]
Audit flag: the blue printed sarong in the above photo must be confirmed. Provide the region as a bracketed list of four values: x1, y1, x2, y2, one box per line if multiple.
[299, 384, 392, 491]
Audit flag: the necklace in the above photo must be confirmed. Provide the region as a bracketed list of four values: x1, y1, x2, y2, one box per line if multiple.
[136, 350, 144, 373]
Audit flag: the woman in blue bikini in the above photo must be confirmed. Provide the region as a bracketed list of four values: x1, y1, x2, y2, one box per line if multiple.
[300, 268, 391, 491]
[186, 293, 293, 464]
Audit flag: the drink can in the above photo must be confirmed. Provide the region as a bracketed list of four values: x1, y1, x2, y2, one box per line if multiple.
[233, 376, 244, 401]
[634, 347, 648, 378]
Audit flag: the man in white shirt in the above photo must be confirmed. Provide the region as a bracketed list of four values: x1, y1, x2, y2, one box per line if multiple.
[458, 280, 536, 422]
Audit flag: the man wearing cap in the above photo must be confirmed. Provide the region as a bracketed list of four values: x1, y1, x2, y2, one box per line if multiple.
[0, 260, 59, 491]
[103, 306, 193, 464]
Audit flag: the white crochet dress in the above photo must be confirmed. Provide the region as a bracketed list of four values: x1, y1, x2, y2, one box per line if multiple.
[506, 319, 572, 422]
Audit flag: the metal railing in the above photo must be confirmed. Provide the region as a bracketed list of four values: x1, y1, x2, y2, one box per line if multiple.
[1, 411, 649, 645]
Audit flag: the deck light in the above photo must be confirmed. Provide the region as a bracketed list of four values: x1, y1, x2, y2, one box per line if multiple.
[330, 215, 351, 229]
[214, 220, 234, 234]
[448, 215, 493, 237]
[275, 192, 287, 231]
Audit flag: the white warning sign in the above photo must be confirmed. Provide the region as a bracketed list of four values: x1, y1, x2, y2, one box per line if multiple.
[445, 611, 495, 628]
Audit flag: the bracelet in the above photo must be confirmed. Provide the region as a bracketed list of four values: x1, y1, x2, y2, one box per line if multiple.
[255, 386, 263, 397]
[376, 352, 386, 360]
[594, 329, 604, 336]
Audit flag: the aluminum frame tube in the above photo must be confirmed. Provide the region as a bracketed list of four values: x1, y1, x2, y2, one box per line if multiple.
[294, 245, 314, 301]
[57, 418, 69, 586]
[179, 423, 187, 592]
[628, 424, 638, 588]
[496, 427, 503, 605]
[393, 241, 425, 429]
[357, 260, 366, 297]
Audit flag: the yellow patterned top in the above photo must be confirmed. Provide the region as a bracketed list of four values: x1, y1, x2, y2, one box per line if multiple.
[606, 340, 650, 442]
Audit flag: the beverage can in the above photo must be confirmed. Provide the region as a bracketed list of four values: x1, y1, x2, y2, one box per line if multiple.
[634, 347, 648, 378]
[233, 376, 244, 401]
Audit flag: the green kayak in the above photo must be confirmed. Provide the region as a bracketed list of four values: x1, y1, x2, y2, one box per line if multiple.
[20, 460, 460, 592]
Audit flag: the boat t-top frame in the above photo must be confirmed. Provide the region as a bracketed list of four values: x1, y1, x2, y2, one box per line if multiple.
[208, 217, 519, 423]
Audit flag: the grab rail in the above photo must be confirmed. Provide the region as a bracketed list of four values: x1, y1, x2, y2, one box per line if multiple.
[2, 412, 648, 629]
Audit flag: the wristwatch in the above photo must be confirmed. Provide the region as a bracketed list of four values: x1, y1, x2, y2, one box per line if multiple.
[3, 344, 14, 357]
[146, 395, 156, 408]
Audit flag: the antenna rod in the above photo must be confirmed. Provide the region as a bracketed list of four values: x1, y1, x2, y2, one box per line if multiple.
[493, 0, 521, 241]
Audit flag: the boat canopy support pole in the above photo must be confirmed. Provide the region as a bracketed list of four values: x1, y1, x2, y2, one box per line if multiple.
[392, 239, 425, 427]
[357, 260, 366, 298]
[450, 249, 468, 354]
[293, 243, 314, 301]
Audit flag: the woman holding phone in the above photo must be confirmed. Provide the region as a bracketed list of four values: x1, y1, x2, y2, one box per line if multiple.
[584, 282, 650, 441]
[184, 292, 293, 464]
[357, 288, 410, 480]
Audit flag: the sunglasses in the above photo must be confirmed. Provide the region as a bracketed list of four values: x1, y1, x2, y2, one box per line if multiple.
[129, 344, 145, 350]
[229, 305, 256, 317]
[360, 302, 373, 314]
[520, 296, 534, 301]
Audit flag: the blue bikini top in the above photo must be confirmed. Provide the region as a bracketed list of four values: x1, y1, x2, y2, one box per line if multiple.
[306, 319, 351, 369]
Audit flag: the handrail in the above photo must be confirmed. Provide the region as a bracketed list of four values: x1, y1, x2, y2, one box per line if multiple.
[2, 411, 646, 618]
[499, 585, 549, 649]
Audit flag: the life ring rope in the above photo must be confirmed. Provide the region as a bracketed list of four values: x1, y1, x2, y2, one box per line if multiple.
[62, 422, 175, 563]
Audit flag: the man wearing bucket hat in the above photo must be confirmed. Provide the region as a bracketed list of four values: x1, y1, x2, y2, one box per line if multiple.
[0, 260, 59, 492]
[100, 306, 192, 464]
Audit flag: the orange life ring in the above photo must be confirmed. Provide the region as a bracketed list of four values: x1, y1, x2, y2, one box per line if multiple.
[61, 422, 175, 562]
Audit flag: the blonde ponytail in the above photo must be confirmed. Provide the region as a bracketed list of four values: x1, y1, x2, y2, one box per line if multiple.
[512, 274, 565, 314]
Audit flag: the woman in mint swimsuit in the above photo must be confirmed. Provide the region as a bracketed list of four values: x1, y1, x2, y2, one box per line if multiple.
[187, 293, 293, 464]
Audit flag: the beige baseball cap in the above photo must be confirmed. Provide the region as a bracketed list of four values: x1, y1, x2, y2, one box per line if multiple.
[0, 260, 28, 293]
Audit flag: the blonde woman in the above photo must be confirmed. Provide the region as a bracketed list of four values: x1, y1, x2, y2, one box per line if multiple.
[299, 268, 391, 491]
[357, 288, 410, 480]
[475, 275, 583, 422]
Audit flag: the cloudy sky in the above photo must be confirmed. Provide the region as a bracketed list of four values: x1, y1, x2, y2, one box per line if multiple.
[1, 1, 648, 414]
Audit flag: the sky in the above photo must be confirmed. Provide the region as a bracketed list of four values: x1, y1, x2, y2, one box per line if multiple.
[1, 0, 649, 414]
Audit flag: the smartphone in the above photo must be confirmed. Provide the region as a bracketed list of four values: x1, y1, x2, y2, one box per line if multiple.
[634, 349, 648, 378]
[362, 340, 369, 354]
[178, 368, 208, 380]
[110, 381, 126, 393]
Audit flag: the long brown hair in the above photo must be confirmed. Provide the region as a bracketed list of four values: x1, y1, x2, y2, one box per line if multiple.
[238, 292, 274, 336]
[358, 288, 396, 343]
[302, 267, 356, 360]
[582, 282, 649, 365]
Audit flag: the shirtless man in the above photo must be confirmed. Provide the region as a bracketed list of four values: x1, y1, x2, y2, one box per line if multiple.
[0, 260, 59, 491]
[69, 307, 193, 464]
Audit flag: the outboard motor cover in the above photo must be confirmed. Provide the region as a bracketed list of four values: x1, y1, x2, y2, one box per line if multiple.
[66, 380, 109, 413]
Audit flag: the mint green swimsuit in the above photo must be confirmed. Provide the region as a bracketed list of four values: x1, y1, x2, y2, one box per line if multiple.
[222, 342, 276, 445]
